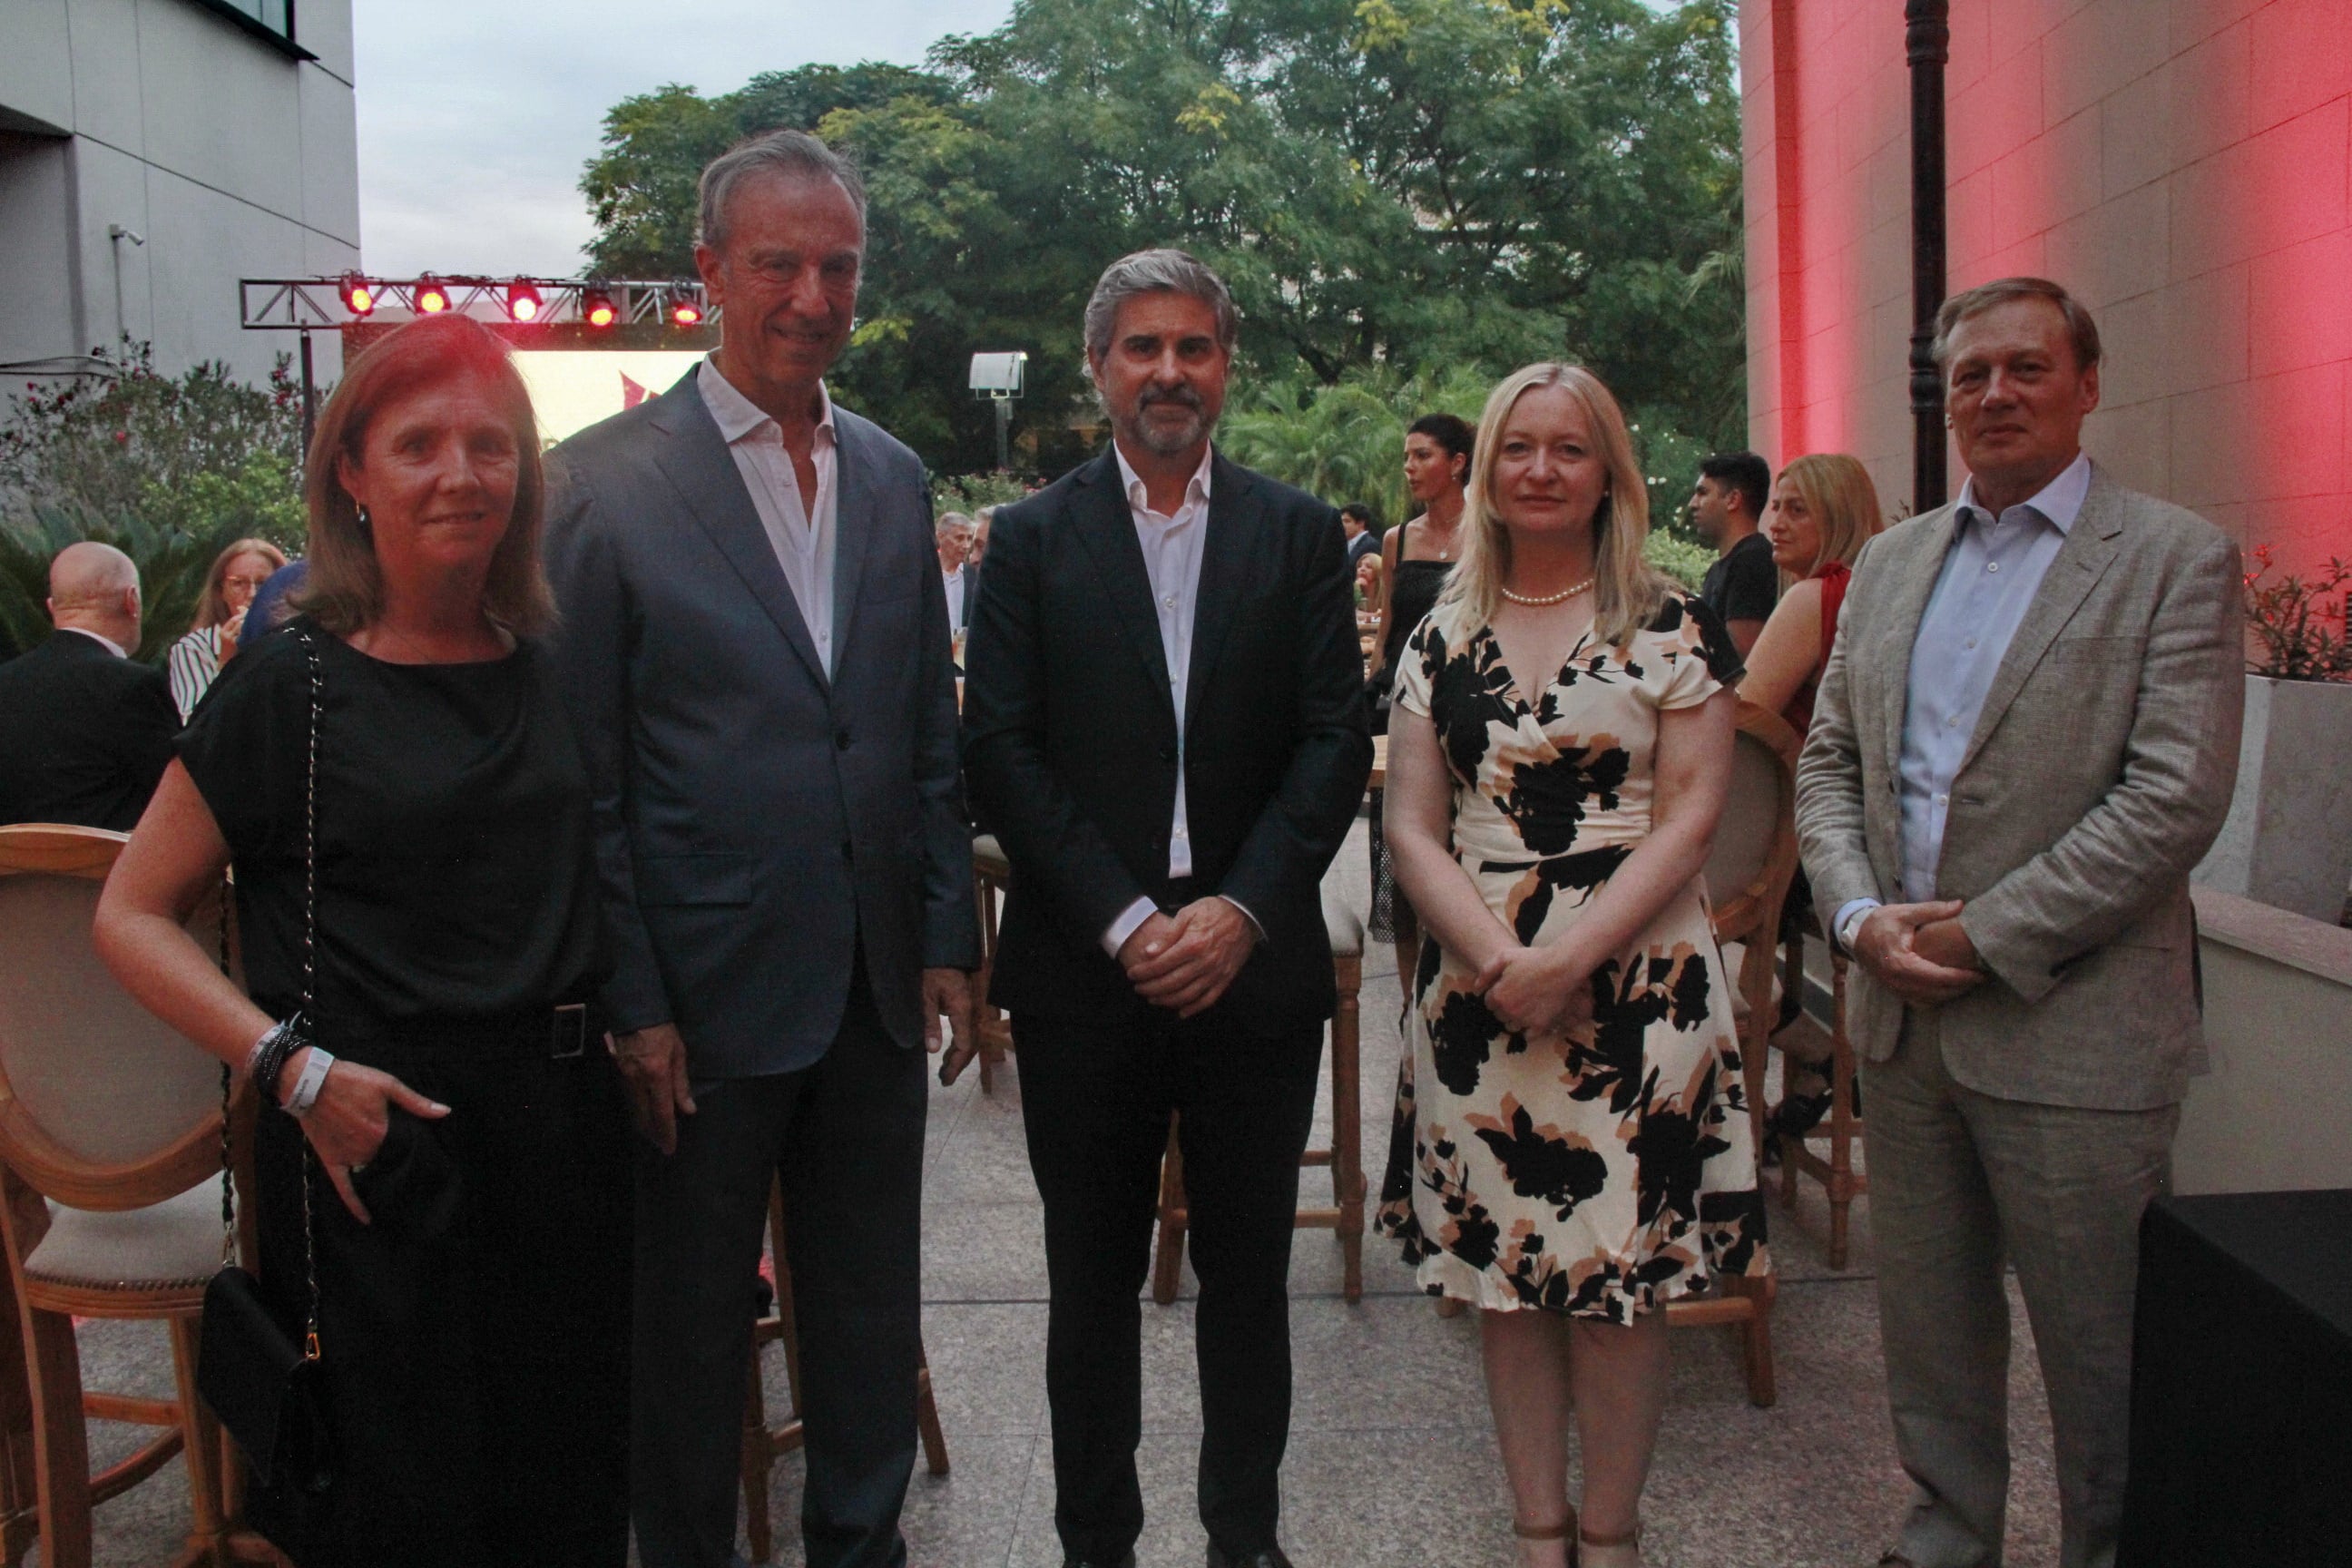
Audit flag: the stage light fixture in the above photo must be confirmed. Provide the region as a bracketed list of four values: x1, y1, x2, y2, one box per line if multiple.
[582, 287, 618, 328]
[416, 275, 450, 314]
[338, 272, 377, 317]
[505, 281, 544, 322]
[668, 289, 702, 327]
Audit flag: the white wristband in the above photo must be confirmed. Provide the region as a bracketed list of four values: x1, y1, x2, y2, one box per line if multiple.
[285, 1048, 336, 1118]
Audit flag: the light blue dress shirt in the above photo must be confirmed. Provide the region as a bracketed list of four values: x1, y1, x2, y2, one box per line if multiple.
[1834, 454, 2092, 946]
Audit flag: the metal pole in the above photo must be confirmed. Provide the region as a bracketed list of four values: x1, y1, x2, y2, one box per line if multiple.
[995, 398, 1013, 471]
[1907, 0, 1951, 514]
[299, 329, 318, 458]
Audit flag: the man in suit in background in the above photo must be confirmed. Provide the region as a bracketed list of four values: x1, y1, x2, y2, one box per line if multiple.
[544, 129, 977, 1568]
[936, 511, 977, 635]
[961, 250, 1371, 1568]
[1796, 277, 2244, 1568]
[0, 542, 176, 829]
[1339, 503, 1378, 572]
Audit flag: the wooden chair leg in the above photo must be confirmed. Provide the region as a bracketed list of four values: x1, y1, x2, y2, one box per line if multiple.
[1331, 954, 1364, 1305]
[166, 1318, 229, 1566]
[1151, 1119, 1187, 1307]
[1735, 1274, 1778, 1408]
[915, 1346, 949, 1477]
[21, 1305, 91, 1568]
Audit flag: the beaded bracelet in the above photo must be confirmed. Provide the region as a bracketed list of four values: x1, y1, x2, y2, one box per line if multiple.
[247, 1018, 313, 1111]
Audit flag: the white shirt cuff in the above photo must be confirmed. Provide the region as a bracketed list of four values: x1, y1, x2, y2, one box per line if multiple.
[1219, 895, 1265, 944]
[1833, 898, 1882, 955]
[1102, 897, 1159, 958]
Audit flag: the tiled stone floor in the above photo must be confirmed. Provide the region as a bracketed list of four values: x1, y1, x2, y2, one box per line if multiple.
[68, 822, 2063, 1564]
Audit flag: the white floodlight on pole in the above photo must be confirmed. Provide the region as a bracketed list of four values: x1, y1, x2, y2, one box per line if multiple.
[969, 350, 1027, 470]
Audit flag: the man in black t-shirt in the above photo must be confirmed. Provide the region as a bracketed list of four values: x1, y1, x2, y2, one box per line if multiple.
[1690, 449, 1778, 660]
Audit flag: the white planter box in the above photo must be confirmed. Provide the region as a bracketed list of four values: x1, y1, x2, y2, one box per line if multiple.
[2193, 673, 2352, 924]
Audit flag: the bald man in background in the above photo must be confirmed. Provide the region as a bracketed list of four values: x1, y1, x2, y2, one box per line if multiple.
[0, 542, 178, 829]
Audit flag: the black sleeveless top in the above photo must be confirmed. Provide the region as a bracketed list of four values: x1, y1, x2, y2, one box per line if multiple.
[1380, 518, 1455, 679]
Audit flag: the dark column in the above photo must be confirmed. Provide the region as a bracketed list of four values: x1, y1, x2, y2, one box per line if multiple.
[1906, 0, 1951, 514]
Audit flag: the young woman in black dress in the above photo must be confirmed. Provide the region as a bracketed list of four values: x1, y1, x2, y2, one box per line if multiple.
[1366, 411, 1473, 985]
[97, 315, 630, 1568]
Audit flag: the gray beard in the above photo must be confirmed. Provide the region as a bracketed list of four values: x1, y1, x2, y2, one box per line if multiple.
[1122, 407, 1213, 456]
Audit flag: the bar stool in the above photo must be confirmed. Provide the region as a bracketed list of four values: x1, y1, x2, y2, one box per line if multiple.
[1777, 943, 1867, 1269]
[740, 1181, 949, 1563]
[1149, 880, 1367, 1306]
[970, 835, 1015, 1094]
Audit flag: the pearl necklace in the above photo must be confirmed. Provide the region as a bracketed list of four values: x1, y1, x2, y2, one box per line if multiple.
[1500, 575, 1595, 607]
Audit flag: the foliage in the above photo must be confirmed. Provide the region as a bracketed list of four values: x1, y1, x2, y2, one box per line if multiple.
[0, 503, 229, 665]
[1219, 365, 1489, 529]
[930, 471, 1039, 517]
[579, 0, 1745, 479]
[0, 340, 309, 554]
[2244, 547, 2352, 682]
[1642, 526, 1712, 590]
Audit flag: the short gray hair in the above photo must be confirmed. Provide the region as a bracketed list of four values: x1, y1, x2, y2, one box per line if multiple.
[935, 511, 972, 541]
[1083, 249, 1239, 364]
[698, 129, 867, 255]
[1933, 276, 2102, 373]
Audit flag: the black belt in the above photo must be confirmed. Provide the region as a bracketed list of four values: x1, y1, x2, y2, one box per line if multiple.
[304, 1002, 602, 1062]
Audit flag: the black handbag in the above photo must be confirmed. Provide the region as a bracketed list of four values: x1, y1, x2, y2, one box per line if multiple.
[199, 625, 335, 1498]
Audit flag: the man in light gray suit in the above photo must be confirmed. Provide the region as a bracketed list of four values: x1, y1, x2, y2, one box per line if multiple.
[544, 130, 978, 1568]
[1796, 278, 2243, 1568]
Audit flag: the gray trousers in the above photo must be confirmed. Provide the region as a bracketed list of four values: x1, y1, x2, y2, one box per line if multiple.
[1867, 1009, 2178, 1568]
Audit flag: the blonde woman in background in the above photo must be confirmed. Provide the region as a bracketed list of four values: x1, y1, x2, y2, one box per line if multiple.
[1738, 453, 1886, 735]
[1375, 362, 1769, 1568]
[166, 536, 288, 718]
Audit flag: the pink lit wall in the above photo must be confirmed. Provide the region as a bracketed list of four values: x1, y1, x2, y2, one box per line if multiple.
[1740, 0, 2352, 567]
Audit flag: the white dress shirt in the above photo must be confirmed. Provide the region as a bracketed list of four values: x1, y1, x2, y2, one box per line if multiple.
[1102, 442, 1219, 957]
[942, 565, 966, 633]
[1834, 453, 2092, 949]
[698, 358, 840, 675]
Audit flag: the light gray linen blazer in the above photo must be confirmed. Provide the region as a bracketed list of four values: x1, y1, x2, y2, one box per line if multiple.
[1795, 466, 2244, 1111]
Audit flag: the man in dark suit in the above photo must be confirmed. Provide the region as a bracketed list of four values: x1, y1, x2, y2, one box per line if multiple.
[544, 130, 977, 1568]
[0, 542, 176, 830]
[1340, 503, 1378, 572]
[960, 250, 1372, 1568]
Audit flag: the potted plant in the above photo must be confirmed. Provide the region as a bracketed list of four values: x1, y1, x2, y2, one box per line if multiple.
[2194, 548, 2352, 924]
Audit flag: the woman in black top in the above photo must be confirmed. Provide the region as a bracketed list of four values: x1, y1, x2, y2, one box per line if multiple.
[97, 315, 629, 1568]
[1365, 412, 1472, 984]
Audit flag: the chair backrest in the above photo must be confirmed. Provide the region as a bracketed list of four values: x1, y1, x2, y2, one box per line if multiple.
[0, 825, 225, 1210]
[1703, 702, 1802, 946]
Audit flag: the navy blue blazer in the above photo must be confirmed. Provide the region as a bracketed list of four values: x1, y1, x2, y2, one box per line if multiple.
[544, 372, 980, 1078]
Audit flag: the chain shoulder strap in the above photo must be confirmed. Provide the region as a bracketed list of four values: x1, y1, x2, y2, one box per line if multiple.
[211, 629, 326, 1360]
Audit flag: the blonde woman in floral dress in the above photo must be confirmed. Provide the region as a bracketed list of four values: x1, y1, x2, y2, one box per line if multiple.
[1376, 363, 1769, 1568]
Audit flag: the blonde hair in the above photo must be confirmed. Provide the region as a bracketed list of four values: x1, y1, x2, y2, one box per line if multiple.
[1774, 454, 1885, 581]
[296, 315, 555, 638]
[189, 536, 288, 632]
[1444, 362, 1671, 648]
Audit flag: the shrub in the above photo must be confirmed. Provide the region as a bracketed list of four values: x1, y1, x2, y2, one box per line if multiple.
[0, 503, 227, 664]
[2245, 546, 2351, 683]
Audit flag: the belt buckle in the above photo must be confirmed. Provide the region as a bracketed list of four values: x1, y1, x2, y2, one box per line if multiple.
[550, 1003, 587, 1061]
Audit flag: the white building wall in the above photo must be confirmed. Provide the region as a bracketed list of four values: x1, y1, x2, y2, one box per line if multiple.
[0, 0, 357, 385]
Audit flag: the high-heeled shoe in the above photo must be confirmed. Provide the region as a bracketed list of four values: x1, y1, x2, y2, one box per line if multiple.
[1576, 1524, 1641, 1568]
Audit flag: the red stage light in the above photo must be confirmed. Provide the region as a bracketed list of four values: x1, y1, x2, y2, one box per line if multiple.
[669, 289, 702, 327]
[338, 273, 377, 316]
[506, 281, 543, 322]
[582, 287, 618, 328]
[416, 276, 449, 314]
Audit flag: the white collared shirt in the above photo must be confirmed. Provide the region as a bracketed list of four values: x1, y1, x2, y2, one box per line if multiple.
[942, 565, 966, 632]
[1834, 452, 2093, 948]
[698, 358, 840, 675]
[1102, 441, 1215, 956]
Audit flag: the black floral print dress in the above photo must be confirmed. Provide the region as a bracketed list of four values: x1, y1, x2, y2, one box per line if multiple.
[1374, 590, 1770, 1321]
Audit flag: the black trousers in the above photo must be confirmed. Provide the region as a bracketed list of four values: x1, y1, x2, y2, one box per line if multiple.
[250, 1017, 634, 1568]
[630, 980, 926, 1568]
[1014, 1008, 1324, 1563]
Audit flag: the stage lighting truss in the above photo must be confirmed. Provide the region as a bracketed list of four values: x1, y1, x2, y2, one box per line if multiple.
[239, 277, 714, 331]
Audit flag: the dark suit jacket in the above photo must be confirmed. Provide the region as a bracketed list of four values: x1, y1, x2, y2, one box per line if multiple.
[544, 372, 980, 1079]
[0, 630, 178, 830]
[1345, 528, 1378, 571]
[962, 448, 1372, 1029]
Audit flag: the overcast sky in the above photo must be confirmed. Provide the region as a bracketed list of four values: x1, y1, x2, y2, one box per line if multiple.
[352, 2, 1017, 279]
